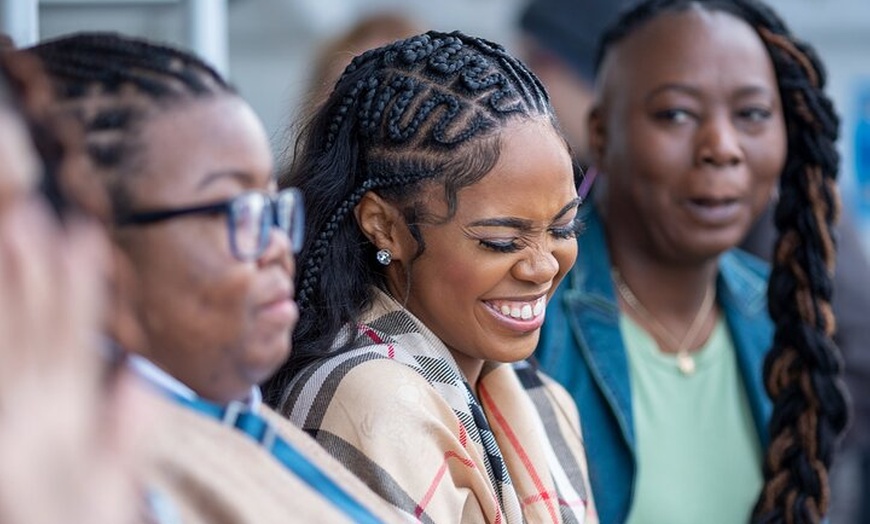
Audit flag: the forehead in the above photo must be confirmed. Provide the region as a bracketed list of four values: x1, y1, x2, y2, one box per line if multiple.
[129, 95, 273, 206]
[446, 118, 575, 219]
[598, 7, 777, 101]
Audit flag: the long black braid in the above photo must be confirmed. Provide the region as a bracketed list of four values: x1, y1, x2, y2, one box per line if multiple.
[598, 1, 848, 522]
[27, 32, 232, 215]
[264, 30, 557, 402]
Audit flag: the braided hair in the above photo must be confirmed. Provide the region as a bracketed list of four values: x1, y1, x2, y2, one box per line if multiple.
[264, 30, 558, 399]
[27, 32, 233, 216]
[598, 1, 848, 522]
[0, 46, 106, 221]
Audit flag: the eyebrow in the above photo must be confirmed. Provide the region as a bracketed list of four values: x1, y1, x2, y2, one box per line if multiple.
[645, 83, 776, 103]
[197, 169, 258, 190]
[467, 197, 582, 230]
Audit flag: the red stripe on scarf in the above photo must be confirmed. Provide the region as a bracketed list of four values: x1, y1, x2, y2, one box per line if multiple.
[415, 451, 478, 519]
[479, 382, 559, 522]
[360, 325, 395, 358]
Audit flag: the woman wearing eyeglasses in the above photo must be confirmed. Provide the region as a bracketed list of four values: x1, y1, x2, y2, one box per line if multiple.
[30, 32, 401, 524]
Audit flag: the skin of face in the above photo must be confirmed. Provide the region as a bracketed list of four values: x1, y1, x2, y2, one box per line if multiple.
[115, 95, 296, 403]
[370, 118, 579, 384]
[590, 6, 787, 266]
[0, 106, 39, 206]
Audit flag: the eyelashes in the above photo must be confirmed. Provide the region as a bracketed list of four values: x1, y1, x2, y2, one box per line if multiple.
[552, 216, 585, 239]
[477, 216, 584, 253]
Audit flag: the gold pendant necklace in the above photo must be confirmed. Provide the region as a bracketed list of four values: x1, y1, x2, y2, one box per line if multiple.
[612, 268, 715, 376]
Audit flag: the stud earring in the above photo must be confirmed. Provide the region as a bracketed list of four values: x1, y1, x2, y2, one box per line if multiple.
[376, 248, 392, 266]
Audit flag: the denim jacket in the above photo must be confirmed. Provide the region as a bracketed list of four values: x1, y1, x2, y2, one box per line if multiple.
[535, 206, 773, 524]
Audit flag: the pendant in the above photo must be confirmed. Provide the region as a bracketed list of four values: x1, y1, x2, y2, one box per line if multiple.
[677, 352, 696, 375]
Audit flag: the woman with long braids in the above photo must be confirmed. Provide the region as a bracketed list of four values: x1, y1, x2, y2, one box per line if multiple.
[265, 31, 596, 523]
[29, 32, 403, 524]
[535, 1, 848, 523]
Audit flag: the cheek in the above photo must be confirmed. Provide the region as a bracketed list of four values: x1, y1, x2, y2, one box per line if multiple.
[145, 231, 252, 330]
[746, 137, 787, 200]
[553, 241, 578, 286]
[435, 252, 492, 295]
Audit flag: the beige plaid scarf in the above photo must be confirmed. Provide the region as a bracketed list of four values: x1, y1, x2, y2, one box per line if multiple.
[280, 290, 597, 523]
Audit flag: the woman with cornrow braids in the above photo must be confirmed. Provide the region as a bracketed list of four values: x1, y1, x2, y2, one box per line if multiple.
[29, 32, 404, 524]
[535, 1, 849, 523]
[266, 30, 596, 523]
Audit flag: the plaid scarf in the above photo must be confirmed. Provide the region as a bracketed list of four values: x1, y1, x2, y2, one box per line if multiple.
[280, 290, 596, 523]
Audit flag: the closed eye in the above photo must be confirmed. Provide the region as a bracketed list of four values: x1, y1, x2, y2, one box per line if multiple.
[478, 238, 523, 253]
[550, 216, 584, 239]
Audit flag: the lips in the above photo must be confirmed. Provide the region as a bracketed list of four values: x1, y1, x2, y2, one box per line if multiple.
[257, 282, 297, 328]
[683, 196, 742, 226]
[483, 295, 548, 333]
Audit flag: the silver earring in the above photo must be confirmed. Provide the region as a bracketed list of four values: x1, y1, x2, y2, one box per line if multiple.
[376, 248, 392, 266]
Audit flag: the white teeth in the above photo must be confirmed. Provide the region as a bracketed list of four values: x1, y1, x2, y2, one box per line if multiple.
[520, 304, 532, 320]
[490, 297, 547, 321]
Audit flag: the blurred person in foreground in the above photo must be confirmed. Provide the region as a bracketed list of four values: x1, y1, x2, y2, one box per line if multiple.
[0, 45, 144, 524]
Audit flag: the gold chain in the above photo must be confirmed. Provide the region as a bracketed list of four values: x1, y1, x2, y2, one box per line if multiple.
[611, 268, 715, 375]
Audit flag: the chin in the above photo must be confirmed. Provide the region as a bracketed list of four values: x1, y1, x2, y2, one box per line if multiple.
[489, 336, 538, 364]
[247, 340, 291, 376]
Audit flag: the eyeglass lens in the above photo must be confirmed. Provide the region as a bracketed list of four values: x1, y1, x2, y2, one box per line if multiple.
[229, 189, 304, 260]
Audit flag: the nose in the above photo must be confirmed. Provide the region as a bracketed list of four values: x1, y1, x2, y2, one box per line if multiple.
[511, 244, 560, 285]
[697, 113, 744, 168]
[257, 225, 293, 276]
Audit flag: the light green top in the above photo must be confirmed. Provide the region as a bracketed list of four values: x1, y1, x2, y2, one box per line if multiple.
[622, 314, 763, 524]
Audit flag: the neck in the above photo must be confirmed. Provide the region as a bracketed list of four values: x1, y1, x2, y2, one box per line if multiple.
[450, 351, 484, 388]
[607, 230, 720, 355]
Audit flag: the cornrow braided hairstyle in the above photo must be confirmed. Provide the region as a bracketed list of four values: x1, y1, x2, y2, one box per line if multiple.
[27, 32, 233, 216]
[0, 46, 105, 221]
[264, 30, 557, 401]
[598, 2, 849, 523]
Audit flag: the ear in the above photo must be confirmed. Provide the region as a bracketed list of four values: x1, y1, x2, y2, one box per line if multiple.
[354, 191, 412, 261]
[588, 103, 607, 166]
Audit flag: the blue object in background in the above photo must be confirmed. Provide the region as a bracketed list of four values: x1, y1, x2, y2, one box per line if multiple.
[854, 87, 870, 217]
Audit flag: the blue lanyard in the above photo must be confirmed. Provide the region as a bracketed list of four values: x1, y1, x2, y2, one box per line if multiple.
[169, 393, 384, 524]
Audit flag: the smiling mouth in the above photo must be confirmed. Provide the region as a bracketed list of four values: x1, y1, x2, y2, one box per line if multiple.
[485, 296, 547, 321]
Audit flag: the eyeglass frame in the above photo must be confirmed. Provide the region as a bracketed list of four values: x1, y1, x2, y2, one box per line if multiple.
[116, 187, 304, 261]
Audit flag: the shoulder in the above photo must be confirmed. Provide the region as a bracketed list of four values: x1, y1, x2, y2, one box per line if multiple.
[721, 247, 770, 277]
[513, 361, 581, 428]
[142, 396, 333, 524]
[718, 248, 770, 316]
[281, 349, 459, 437]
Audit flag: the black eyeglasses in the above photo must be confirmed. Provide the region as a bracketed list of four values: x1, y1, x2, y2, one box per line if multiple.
[117, 188, 304, 261]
